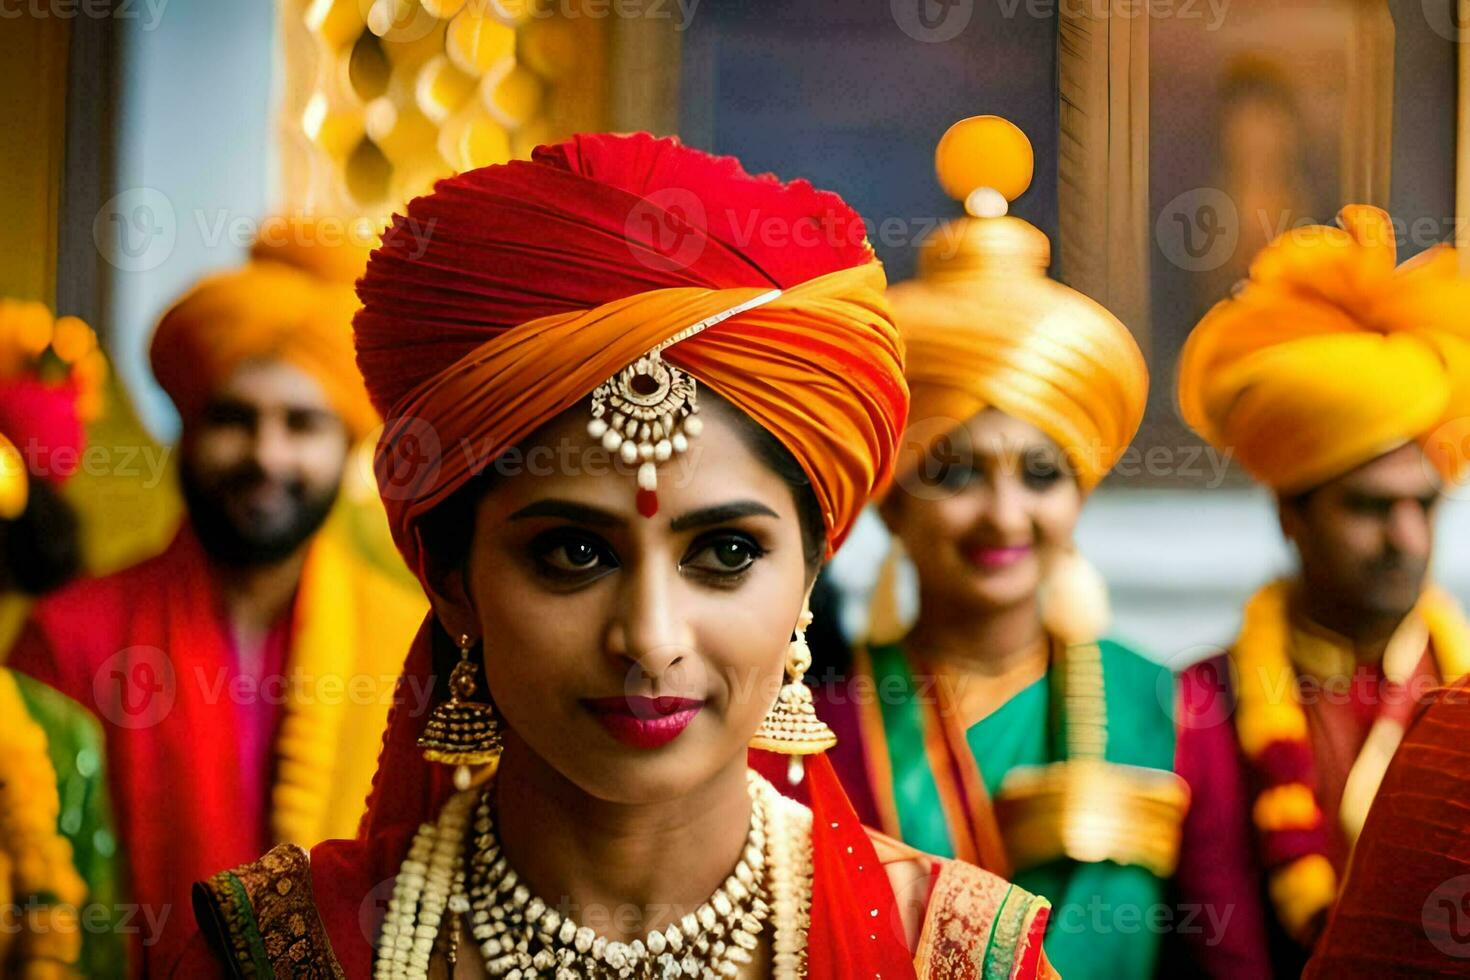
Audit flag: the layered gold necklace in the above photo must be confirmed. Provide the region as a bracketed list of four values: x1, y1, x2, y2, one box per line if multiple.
[374, 771, 813, 980]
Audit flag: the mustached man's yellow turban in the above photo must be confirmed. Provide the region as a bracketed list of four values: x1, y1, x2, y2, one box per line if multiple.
[1177, 204, 1470, 493]
[150, 216, 379, 440]
[888, 116, 1148, 493]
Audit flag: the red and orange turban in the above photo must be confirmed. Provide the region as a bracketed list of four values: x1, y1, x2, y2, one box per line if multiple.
[887, 116, 1148, 493]
[150, 216, 379, 440]
[354, 132, 908, 583]
[1178, 205, 1470, 493]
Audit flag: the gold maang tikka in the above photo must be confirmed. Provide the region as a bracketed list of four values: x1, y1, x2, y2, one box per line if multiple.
[586, 289, 782, 518]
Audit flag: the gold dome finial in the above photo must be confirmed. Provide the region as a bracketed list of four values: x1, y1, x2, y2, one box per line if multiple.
[934, 115, 1034, 218]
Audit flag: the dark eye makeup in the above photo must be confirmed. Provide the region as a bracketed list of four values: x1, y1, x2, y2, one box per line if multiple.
[680, 531, 768, 584]
[1021, 452, 1064, 491]
[529, 529, 619, 585]
[525, 527, 769, 588]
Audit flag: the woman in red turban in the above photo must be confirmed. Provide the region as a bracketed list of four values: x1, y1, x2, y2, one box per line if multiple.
[172, 133, 1056, 978]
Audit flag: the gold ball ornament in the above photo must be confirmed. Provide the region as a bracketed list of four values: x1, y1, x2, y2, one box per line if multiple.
[934, 114, 1035, 210]
[0, 435, 27, 521]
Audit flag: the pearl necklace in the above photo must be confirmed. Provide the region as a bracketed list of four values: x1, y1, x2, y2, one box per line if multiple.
[374, 771, 812, 980]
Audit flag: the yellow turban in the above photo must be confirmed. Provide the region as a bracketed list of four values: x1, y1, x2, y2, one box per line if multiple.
[1177, 205, 1470, 492]
[150, 217, 379, 439]
[889, 116, 1148, 493]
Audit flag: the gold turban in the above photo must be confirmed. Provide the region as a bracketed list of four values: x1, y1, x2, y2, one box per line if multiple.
[888, 116, 1148, 493]
[1177, 205, 1470, 492]
[150, 216, 379, 439]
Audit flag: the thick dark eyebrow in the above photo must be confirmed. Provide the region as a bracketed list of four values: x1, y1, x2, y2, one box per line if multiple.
[506, 499, 780, 531]
[508, 499, 624, 527]
[669, 501, 779, 532]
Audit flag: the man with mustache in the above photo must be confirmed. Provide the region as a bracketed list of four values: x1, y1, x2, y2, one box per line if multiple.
[7, 218, 425, 972]
[1165, 205, 1470, 977]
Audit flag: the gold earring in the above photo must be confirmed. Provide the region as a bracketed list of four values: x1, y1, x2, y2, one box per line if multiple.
[749, 607, 836, 784]
[418, 633, 503, 790]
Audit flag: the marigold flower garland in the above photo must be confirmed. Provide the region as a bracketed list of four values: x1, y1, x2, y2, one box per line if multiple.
[0, 669, 88, 979]
[1230, 579, 1470, 942]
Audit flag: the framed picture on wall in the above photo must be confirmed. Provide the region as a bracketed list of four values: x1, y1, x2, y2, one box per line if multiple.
[1059, 0, 1459, 486]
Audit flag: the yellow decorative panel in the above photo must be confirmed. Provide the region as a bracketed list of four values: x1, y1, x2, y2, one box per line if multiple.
[278, 0, 609, 221]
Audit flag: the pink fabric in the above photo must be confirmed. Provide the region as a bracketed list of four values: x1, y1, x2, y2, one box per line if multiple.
[0, 375, 83, 483]
[1167, 656, 1275, 977]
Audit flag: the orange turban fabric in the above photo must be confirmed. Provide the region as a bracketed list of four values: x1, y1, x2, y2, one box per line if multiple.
[150, 217, 378, 439]
[353, 132, 907, 584]
[1178, 205, 1470, 493]
[887, 118, 1147, 494]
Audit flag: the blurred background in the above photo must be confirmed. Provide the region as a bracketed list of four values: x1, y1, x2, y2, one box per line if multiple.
[1, 0, 1466, 663]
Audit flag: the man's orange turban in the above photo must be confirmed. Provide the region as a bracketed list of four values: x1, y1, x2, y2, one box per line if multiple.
[888, 116, 1148, 494]
[352, 132, 907, 584]
[150, 218, 378, 439]
[1177, 205, 1470, 493]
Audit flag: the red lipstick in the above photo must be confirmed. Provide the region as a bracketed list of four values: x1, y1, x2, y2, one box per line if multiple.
[582, 696, 704, 749]
[966, 544, 1032, 568]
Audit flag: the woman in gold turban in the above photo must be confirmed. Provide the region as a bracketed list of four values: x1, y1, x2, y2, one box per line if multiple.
[171, 133, 1057, 979]
[771, 116, 1191, 980]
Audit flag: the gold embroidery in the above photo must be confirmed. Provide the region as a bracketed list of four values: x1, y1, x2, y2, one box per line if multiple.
[916, 861, 1048, 979]
[198, 843, 345, 979]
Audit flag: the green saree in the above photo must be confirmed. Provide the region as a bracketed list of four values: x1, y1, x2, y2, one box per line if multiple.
[845, 639, 1187, 979]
